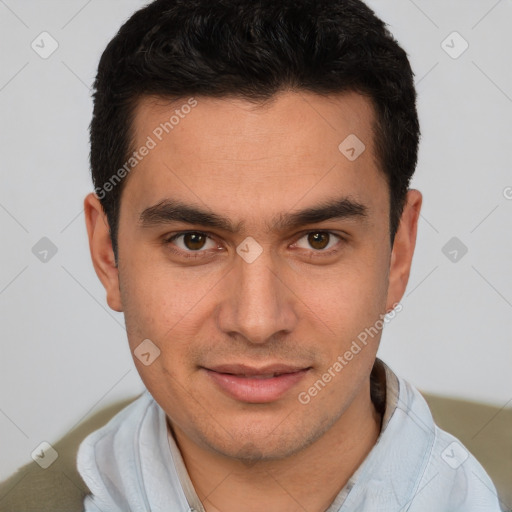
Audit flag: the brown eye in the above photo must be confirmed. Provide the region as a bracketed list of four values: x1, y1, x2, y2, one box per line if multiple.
[183, 232, 207, 250]
[293, 231, 343, 255]
[166, 231, 217, 253]
[307, 232, 330, 250]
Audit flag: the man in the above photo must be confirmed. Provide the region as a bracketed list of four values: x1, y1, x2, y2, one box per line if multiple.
[79, 0, 502, 510]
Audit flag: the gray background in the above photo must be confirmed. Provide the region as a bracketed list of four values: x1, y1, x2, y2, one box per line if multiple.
[0, 0, 511, 481]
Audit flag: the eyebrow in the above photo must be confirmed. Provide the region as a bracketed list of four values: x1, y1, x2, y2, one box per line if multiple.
[138, 196, 368, 233]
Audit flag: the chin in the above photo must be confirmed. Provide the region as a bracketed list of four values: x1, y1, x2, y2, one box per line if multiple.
[198, 413, 334, 463]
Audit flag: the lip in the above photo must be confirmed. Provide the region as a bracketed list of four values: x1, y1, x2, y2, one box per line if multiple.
[203, 364, 311, 403]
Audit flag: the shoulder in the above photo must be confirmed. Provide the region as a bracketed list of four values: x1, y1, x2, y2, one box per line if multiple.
[408, 423, 503, 511]
[76, 390, 156, 491]
[0, 394, 143, 512]
[395, 375, 503, 511]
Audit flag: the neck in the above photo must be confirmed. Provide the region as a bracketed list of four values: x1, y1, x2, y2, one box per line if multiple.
[170, 379, 382, 512]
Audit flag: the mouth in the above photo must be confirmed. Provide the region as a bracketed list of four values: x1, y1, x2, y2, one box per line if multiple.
[202, 364, 311, 403]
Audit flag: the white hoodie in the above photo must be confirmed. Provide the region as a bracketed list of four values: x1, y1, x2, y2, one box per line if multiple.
[77, 360, 504, 511]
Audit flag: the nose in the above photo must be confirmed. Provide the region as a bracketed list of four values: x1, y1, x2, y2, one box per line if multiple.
[216, 247, 298, 345]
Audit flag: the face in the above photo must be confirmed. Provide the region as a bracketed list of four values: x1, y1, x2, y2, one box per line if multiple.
[85, 91, 420, 462]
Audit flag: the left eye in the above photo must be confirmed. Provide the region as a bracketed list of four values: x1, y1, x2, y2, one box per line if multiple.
[167, 232, 217, 251]
[294, 231, 341, 252]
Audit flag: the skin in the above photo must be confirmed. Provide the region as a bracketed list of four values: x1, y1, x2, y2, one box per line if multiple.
[85, 91, 422, 512]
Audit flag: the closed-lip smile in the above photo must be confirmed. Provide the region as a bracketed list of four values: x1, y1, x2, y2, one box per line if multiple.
[203, 363, 311, 403]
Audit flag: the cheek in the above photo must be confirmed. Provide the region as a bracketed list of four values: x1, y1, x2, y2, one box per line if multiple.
[307, 253, 389, 339]
[118, 258, 217, 396]
[119, 266, 199, 399]
[120, 257, 206, 339]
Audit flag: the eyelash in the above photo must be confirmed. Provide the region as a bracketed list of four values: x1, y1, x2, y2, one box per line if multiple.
[163, 230, 345, 260]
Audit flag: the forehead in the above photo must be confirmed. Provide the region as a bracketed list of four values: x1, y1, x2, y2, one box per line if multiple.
[122, 91, 387, 224]
[131, 90, 376, 159]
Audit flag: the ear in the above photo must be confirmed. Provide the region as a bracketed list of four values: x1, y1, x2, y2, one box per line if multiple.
[386, 189, 422, 312]
[84, 193, 123, 312]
